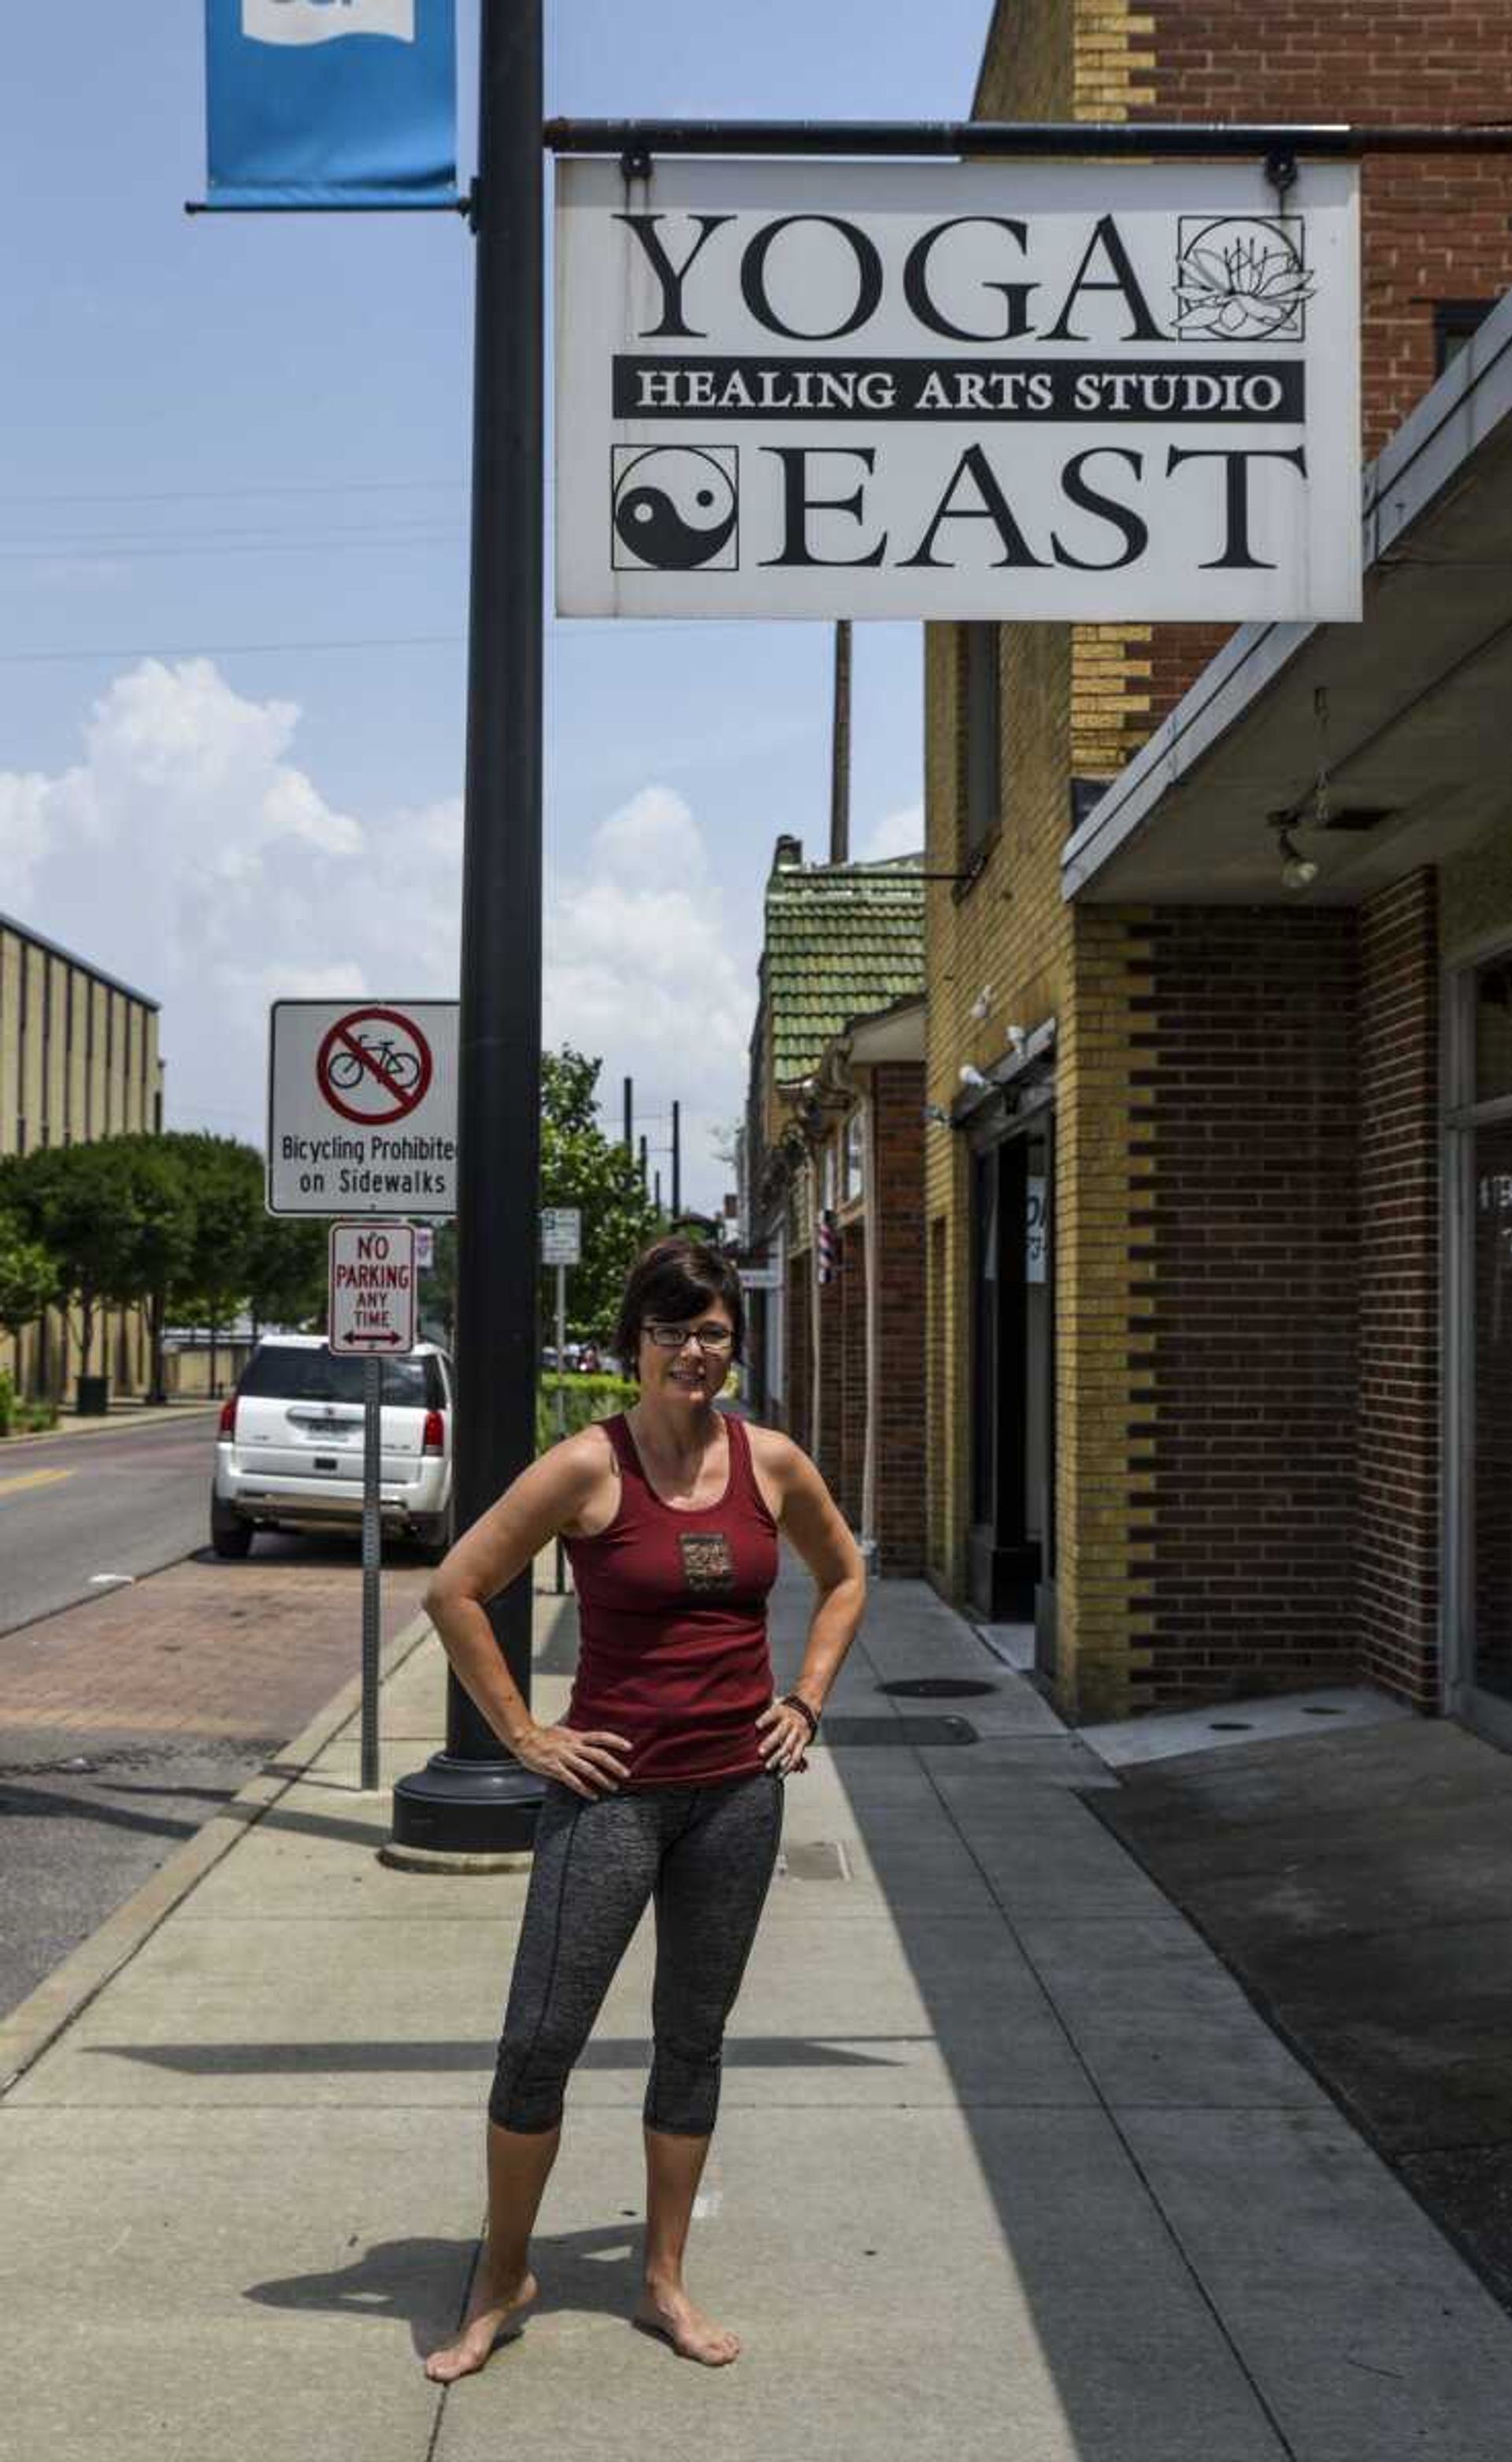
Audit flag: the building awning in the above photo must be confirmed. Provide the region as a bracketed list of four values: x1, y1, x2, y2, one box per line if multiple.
[1062, 287, 1512, 907]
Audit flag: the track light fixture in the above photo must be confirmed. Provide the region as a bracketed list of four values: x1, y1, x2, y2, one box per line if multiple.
[1268, 810, 1319, 893]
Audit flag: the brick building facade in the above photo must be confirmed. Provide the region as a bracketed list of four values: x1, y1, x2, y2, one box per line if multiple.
[740, 843, 927, 1574]
[923, 1, 1512, 1729]
[0, 914, 164, 1403]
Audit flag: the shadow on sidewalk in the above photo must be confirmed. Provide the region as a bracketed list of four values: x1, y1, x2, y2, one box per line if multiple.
[245, 2219, 673, 2364]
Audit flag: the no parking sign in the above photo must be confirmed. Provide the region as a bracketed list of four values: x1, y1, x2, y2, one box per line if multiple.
[267, 999, 459, 1216]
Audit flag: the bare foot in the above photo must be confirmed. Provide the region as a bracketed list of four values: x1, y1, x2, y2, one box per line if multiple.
[424, 2262, 538, 2382]
[633, 2281, 740, 2366]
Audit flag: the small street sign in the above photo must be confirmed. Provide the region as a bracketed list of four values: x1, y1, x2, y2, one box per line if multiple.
[268, 999, 459, 1216]
[540, 1207, 582, 1266]
[329, 1222, 417, 1355]
[739, 1263, 783, 1292]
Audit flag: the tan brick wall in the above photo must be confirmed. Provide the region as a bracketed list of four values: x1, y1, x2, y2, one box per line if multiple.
[1, 921, 160, 1400]
[922, 2, 1225, 1712]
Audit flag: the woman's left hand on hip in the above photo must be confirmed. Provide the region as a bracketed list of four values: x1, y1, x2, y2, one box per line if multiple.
[755, 1698, 810, 1774]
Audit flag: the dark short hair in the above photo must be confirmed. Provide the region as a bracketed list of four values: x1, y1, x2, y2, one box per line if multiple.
[614, 1237, 747, 1370]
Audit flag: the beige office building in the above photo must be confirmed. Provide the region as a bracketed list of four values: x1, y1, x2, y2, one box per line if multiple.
[1, 914, 164, 1400]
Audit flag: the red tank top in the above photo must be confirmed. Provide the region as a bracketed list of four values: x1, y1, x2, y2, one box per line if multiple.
[561, 1411, 780, 1788]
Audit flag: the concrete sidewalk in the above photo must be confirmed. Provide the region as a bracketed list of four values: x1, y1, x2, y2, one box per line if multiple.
[7, 1567, 1512, 2461]
[0, 1397, 219, 1448]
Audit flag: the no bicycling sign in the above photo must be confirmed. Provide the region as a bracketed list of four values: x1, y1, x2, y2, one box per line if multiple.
[267, 999, 459, 1216]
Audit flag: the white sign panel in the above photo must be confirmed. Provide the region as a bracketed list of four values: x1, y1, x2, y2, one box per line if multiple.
[556, 158, 1360, 623]
[329, 1221, 417, 1356]
[739, 1264, 784, 1292]
[1026, 1177, 1047, 1285]
[540, 1207, 582, 1266]
[269, 999, 458, 1216]
[243, 1, 415, 45]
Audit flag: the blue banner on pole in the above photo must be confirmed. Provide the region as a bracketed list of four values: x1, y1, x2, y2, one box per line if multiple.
[206, 1, 457, 209]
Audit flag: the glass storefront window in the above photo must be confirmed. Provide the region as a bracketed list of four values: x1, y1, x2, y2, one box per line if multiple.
[1474, 955, 1512, 1103]
[1473, 1118, 1512, 1703]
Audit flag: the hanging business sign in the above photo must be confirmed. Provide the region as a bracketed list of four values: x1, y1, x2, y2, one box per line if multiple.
[205, 0, 457, 209]
[555, 158, 1360, 623]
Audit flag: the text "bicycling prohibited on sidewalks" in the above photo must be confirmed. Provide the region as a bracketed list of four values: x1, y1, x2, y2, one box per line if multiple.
[266, 999, 459, 1216]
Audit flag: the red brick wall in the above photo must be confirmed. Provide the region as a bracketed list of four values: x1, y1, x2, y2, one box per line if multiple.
[1136, 909, 1361, 1705]
[839, 1218, 868, 1525]
[784, 1255, 810, 1457]
[873, 1062, 927, 1575]
[1358, 871, 1441, 1707]
[817, 1267, 843, 1500]
[1132, 1, 1512, 728]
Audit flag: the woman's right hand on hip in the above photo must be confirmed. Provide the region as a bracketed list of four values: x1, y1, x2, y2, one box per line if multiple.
[510, 1722, 632, 1797]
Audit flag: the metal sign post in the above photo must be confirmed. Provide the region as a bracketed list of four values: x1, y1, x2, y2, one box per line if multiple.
[361, 1355, 382, 1791]
[389, 0, 546, 1862]
[330, 1220, 417, 1792]
[541, 1207, 582, 1594]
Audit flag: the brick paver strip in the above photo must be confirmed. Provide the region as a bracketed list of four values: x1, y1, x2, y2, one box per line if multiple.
[0, 1555, 432, 1738]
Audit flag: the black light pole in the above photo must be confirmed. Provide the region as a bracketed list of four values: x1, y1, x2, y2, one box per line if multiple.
[623, 1073, 633, 1159]
[671, 1099, 681, 1221]
[391, 0, 545, 1857]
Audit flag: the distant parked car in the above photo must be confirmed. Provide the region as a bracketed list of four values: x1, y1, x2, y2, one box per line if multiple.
[210, 1334, 454, 1563]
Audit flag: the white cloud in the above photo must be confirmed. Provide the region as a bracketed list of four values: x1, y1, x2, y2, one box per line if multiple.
[591, 783, 709, 881]
[543, 784, 754, 1201]
[0, 678, 751, 1203]
[857, 799, 924, 862]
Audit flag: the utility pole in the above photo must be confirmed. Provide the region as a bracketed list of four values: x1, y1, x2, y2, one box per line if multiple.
[671, 1099, 681, 1220]
[639, 1133, 648, 1192]
[390, 0, 544, 1859]
[830, 619, 852, 865]
[623, 1073, 633, 1157]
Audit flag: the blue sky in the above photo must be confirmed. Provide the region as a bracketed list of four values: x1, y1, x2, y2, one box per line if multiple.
[0, 2, 995, 1207]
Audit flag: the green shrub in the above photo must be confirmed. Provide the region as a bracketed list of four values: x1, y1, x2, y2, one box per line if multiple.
[20, 1398, 58, 1433]
[536, 1374, 637, 1449]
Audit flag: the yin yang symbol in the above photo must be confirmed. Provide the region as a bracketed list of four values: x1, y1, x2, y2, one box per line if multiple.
[611, 447, 739, 572]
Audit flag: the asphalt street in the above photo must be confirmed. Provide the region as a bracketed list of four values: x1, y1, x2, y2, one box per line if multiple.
[0, 1534, 432, 2023]
[0, 1408, 220, 1635]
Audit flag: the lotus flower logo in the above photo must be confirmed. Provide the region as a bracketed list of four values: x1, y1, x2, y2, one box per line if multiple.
[1175, 217, 1314, 343]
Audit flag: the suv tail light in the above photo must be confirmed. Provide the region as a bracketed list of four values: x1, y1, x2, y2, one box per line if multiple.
[422, 1409, 445, 1455]
[219, 1397, 237, 1440]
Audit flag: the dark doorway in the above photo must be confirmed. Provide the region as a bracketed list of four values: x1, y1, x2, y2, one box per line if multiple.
[966, 1118, 1054, 1621]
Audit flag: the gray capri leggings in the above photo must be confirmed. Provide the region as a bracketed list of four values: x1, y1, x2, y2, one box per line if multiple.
[489, 1767, 784, 2137]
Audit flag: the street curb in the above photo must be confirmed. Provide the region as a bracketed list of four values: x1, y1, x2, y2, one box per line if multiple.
[0, 1607, 437, 2100]
[0, 1403, 221, 1453]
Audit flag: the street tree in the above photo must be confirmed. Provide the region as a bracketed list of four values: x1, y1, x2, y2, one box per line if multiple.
[540, 1047, 663, 1344]
[0, 1205, 58, 1362]
[0, 1140, 142, 1390]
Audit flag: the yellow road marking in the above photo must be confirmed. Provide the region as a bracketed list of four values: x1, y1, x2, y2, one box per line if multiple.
[0, 1466, 73, 1500]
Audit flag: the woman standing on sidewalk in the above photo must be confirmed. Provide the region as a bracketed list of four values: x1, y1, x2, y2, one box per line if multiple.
[422, 1235, 865, 2382]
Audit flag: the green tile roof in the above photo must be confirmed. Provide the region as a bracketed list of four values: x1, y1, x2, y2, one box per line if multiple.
[765, 855, 925, 1086]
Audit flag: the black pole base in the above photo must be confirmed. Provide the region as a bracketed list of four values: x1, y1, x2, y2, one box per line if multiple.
[389, 1752, 546, 1858]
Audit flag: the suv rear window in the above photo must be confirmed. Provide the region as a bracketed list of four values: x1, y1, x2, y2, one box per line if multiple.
[239, 1348, 447, 1409]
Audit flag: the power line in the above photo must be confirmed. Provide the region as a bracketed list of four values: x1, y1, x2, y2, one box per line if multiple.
[0, 532, 465, 564]
[0, 630, 465, 666]
[0, 478, 466, 509]
[0, 621, 754, 666]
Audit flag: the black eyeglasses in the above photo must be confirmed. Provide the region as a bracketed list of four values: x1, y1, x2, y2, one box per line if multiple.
[643, 1321, 735, 1354]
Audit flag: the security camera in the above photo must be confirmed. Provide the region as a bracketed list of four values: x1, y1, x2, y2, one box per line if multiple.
[1004, 1023, 1028, 1053]
[969, 984, 993, 1022]
[958, 1064, 988, 1090]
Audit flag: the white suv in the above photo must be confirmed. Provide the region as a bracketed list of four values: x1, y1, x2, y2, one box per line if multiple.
[210, 1334, 454, 1562]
